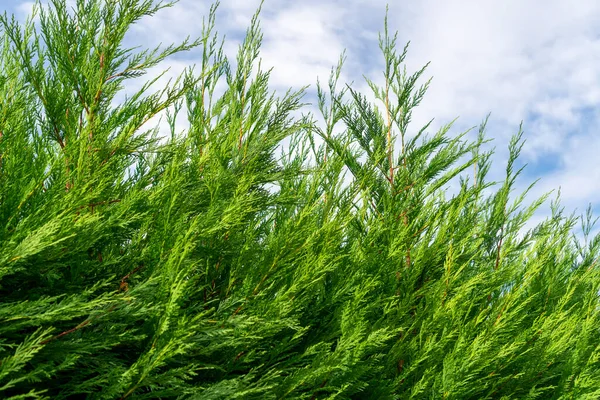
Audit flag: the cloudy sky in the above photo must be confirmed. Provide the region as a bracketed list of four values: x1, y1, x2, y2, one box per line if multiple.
[5, 0, 600, 237]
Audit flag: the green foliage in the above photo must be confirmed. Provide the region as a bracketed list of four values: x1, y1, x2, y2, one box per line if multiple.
[1, 1, 599, 398]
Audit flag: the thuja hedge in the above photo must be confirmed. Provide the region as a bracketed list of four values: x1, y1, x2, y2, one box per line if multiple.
[1, 0, 599, 399]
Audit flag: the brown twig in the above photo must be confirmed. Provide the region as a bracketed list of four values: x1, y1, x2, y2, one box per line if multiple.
[75, 199, 121, 214]
[384, 75, 394, 186]
[494, 224, 504, 271]
[238, 69, 248, 151]
[119, 264, 144, 292]
[40, 319, 91, 345]
[310, 379, 328, 400]
[39, 266, 144, 345]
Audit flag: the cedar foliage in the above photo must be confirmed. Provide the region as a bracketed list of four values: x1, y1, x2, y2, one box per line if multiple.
[1, 1, 599, 398]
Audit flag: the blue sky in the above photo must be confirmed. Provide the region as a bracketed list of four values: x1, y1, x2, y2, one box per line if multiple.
[4, 0, 600, 235]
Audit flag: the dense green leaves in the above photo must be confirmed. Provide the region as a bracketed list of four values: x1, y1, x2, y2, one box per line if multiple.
[1, 1, 599, 399]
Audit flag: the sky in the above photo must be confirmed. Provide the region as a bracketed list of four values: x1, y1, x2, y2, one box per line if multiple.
[4, 0, 600, 239]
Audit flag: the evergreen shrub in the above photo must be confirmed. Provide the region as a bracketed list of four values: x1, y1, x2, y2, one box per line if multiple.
[1, 1, 599, 398]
